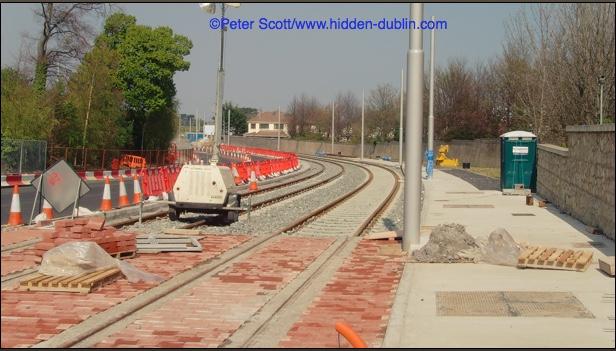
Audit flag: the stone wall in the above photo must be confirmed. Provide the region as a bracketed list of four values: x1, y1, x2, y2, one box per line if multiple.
[441, 139, 501, 168]
[229, 136, 501, 168]
[537, 124, 615, 239]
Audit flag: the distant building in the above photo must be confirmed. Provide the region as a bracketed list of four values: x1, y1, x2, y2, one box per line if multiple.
[245, 111, 290, 138]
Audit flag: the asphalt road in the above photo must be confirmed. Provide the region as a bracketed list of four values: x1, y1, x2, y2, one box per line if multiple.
[1, 178, 139, 225]
[1, 155, 265, 225]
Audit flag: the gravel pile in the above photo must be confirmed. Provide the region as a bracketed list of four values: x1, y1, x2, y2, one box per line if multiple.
[201, 161, 368, 236]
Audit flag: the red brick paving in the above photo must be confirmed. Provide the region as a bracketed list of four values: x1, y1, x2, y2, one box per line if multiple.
[1, 248, 41, 277]
[1, 228, 50, 248]
[279, 239, 405, 348]
[1, 228, 51, 277]
[0, 234, 249, 348]
[95, 236, 335, 348]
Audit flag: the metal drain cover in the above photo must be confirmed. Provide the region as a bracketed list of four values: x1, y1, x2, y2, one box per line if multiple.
[512, 213, 536, 216]
[436, 291, 594, 318]
[443, 204, 494, 208]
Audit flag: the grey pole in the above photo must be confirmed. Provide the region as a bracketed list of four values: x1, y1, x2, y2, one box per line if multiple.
[331, 101, 335, 154]
[403, 3, 424, 251]
[211, 3, 226, 165]
[399, 69, 404, 166]
[227, 109, 231, 144]
[599, 79, 604, 125]
[361, 89, 365, 160]
[277, 106, 281, 151]
[427, 15, 436, 179]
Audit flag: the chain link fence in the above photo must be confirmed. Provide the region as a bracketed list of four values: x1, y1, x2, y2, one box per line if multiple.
[1, 139, 47, 174]
[1, 141, 193, 174]
[47, 146, 194, 171]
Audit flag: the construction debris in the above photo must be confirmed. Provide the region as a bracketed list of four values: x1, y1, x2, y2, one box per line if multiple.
[411, 223, 479, 263]
[598, 257, 615, 276]
[136, 235, 202, 253]
[517, 246, 593, 272]
[478, 228, 522, 267]
[36, 241, 163, 285]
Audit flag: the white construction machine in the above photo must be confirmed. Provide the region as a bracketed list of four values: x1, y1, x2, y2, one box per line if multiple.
[168, 164, 242, 223]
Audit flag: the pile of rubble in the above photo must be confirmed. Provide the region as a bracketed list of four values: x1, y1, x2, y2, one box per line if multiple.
[411, 223, 522, 266]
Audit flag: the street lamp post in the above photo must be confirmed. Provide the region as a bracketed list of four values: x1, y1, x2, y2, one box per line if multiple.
[277, 106, 281, 151]
[599, 75, 605, 124]
[200, 2, 240, 165]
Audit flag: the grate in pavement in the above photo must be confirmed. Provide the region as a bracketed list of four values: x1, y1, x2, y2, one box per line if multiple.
[512, 213, 535, 216]
[443, 204, 494, 208]
[436, 291, 594, 318]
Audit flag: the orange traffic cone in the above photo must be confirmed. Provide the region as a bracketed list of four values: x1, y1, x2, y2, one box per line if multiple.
[133, 175, 142, 204]
[100, 177, 113, 211]
[118, 176, 130, 207]
[42, 199, 53, 219]
[231, 165, 242, 185]
[248, 170, 258, 191]
[7, 185, 23, 226]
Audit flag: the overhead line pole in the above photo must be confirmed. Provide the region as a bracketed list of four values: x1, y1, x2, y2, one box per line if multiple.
[361, 89, 365, 160]
[399, 69, 404, 166]
[427, 15, 436, 179]
[331, 101, 335, 154]
[277, 106, 281, 151]
[403, 3, 424, 251]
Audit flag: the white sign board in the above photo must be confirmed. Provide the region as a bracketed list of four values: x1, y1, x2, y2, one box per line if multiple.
[31, 160, 90, 212]
[512, 146, 529, 155]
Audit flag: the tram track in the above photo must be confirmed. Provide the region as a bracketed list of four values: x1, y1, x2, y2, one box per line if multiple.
[36, 156, 401, 348]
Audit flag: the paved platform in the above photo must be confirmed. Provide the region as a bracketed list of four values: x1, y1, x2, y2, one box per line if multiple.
[383, 168, 615, 348]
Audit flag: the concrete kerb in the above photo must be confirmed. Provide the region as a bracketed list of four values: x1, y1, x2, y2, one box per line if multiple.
[382, 169, 432, 348]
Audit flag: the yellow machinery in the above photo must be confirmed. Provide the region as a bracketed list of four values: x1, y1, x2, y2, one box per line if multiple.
[435, 145, 460, 168]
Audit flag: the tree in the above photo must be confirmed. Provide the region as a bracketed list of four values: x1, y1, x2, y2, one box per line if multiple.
[1, 68, 54, 140]
[30, 3, 109, 91]
[288, 94, 322, 138]
[99, 13, 192, 149]
[222, 102, 248, 136]
[335, 91, 360, 142]
[366, 84, 399, 142]
[501, 3, 615, 143]
[62, 43, 131, 149]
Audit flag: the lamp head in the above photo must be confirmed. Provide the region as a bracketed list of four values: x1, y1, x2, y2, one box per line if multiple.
[199, 3, 216, 14]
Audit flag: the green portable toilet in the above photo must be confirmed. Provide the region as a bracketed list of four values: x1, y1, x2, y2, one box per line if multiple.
[500, 130, 537, 195]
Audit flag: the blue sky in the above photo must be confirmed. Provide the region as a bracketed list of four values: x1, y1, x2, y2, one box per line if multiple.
[1, 3, 524, 120]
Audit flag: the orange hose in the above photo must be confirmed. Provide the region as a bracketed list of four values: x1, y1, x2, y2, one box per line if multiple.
[335, 322, 367, 348]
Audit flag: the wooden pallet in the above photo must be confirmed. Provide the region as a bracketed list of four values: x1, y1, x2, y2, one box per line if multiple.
[19, 267, 122, 294]
[517, 246, 593, 272]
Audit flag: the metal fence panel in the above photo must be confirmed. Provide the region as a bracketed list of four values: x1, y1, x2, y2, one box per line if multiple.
[1, 139, 47, 174]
